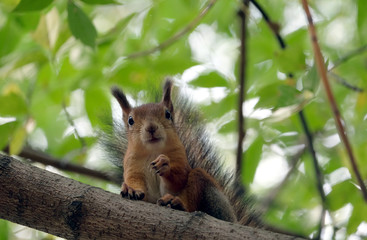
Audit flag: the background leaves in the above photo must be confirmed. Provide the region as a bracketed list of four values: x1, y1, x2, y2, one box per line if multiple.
[13, 0, 53, 12]
[67, 0, 97, 48]
[0, 0, 366, 239]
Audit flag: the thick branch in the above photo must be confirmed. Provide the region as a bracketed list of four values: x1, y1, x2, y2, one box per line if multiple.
[301, 0, 367, 201]
[0, 154, 303, 240]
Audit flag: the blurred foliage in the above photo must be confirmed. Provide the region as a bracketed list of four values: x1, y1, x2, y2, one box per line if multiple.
[0, 0, 366, 239]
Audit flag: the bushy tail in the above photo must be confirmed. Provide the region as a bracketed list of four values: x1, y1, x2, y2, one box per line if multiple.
[173, 91, 262, 226]
[100, 80, 262, 226]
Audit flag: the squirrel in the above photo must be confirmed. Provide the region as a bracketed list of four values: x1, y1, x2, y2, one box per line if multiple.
[106, 78, 262, 226]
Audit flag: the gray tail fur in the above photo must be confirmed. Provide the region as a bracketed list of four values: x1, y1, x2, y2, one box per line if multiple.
[99, 81, 262, 226]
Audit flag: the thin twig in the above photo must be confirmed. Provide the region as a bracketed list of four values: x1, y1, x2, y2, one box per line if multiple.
[251, 0, 328, 236]
[4, 146, 121, 185]
[261, 145, 305, 212]
[327, 45, 367, 92]
[329, 44, 367, 71]
[125, 0, 217, 59]
[62, 102, 87, 149]
[328, 72, 364, 93]
[301, 0, 367, 201]
[236, 0, 249, 182]
[250, 0, 364, 94]
[298, 110, 326, 240]
[249, 0, 286, 48]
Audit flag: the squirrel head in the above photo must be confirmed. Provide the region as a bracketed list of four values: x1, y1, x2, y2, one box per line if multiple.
[111, 80, 177, 152]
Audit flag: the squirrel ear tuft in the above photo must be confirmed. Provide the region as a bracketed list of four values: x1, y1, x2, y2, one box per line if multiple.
[162, 78, 174, 112]
[111, 86, 131, 115]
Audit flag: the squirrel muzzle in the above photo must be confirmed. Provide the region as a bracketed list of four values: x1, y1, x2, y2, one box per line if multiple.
[141, 120, 166, 146]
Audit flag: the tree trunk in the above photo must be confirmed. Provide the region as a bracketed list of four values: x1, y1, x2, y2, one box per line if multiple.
[0, 154, 302, 240]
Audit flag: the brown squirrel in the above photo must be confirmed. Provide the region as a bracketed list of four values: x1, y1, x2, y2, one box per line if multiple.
[108, 78, 261, 225]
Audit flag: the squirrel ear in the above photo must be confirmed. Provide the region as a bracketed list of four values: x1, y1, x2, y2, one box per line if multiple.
[111, 86, 131, 116]
[162, 78, 173, 112]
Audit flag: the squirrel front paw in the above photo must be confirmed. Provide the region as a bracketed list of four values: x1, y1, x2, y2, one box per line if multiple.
[151, 154, 170, 176]
[157, 194, 186, 211]
[120, 182, 145, 200]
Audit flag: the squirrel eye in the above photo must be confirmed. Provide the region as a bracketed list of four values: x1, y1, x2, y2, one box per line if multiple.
[128, 116, 134, 126]
[165, 110, 172, 120]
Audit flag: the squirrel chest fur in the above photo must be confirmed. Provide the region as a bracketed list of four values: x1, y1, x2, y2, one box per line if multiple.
[122, 103, 190, 203]
[112, 80, 236, 222]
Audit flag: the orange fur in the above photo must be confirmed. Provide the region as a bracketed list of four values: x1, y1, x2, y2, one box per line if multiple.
[111, 80, 236, 222]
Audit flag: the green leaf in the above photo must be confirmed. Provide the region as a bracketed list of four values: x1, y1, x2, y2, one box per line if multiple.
[53, 134, 84, 157]
[255, 83, 280, 109]
[357, 0, 367, 41]
[347, 197, 367, 234]
[276, 85, 302, 108]
[0, 120, 18, 151]
[327, 181, 355, 211]
[67, 0, 97, 48]
[274, 45, 306, 74]
[202, 93, 236, 121]
[0, 220, 9, 240]
[9, 125, 27, 155]
[0, 92, 28, 117]
[85, 86, 110, 127]
[218, 119, 235, 134]
[247, 20, 278, 64]
[30, 93, 67, 150]
[13, 0, 53, 12]
[302, 64, 319, 92]
[189, 72, 228, 88]
[0, 19, 22, 57]
[242, 137, 264, 184]
[80, 0, 119, 4]
[255, 83, 303, 110]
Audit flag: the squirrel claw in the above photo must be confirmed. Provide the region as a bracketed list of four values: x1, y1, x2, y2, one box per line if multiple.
[121, 183, 145, 200]
[157, 194, 186, 211]
[151, 154, 170, 176]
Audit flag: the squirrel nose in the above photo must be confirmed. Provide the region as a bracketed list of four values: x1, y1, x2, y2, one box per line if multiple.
[146, 124, 158, 135]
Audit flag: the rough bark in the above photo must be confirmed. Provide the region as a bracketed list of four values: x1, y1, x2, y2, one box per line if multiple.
[0, 154, 302, 240]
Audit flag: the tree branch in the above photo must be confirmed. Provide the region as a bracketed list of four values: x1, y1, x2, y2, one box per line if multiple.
[327, 45, 367, 92]
[0, 154, 304, 240]
[301, 0, 367, 202]
[4, 146, 121, 185]
[62, 101, 87, 149]
[125, 0, 217, 60]
[261, 145, 305, 212]
[249, 0, 285, 48]
[298, 111, 326, 240]
[250, 1, 328, 237]
[328, 72, 364, 93]
[329, 44, 367, 71]
[236, 0, 250, 184]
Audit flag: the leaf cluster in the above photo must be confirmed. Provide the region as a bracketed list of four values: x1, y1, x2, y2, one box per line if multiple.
[0, 0, 366, 239]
